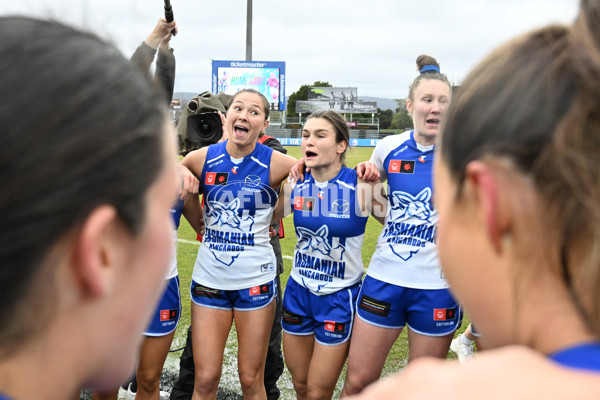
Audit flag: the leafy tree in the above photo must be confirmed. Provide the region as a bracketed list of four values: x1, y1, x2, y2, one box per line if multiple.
[377, 108, 394, 129]
[395, 98, 407, 111]
[391, 109, 413, 131]
[287, 81, 332, 118]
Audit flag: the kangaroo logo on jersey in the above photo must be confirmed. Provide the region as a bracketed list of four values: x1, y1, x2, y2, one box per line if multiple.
[203, 176, 277, 266]
[296, 224, 346, 259]
[388, 160, 415, 174]
[383, 188, 436, 261]
[295, 224, 347, 292]
[390, 188, 433, 222]
[205, 197, 256, 266]
[208, 198, 252, 230]
[296, 225, 332, 256]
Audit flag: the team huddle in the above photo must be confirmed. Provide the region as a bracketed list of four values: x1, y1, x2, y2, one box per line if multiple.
[3, 1, 600, 399]
[166, 56, 461, 400]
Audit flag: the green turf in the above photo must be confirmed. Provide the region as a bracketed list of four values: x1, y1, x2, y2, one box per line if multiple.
[169, 145, 469, 397]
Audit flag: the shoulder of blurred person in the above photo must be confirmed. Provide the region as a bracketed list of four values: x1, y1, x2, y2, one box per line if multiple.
[351, 346, 600, 400]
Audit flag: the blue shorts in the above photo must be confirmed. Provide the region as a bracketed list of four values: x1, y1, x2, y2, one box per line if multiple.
[145, 276, 181, 337]
[282, 278, 360, 345]
[357, 275, 462, 336]
[190, 279, 277, 311]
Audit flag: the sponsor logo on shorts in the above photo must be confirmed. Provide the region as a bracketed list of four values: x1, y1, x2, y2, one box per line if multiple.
[205, 172, 229, 185]
[388, 160, 415, 174]
[192, 284, 223, 298]
[160, 308, 178, 322]
[282, 307, 303, 325]
[324, 321, 346, 334]
[433, 307, 457, 321]
[358, 294, 391, 317]
[249, 284, 271, 296]
[294, 196, 315, 212]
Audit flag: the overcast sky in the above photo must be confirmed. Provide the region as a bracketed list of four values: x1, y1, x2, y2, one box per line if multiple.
[1, 0, 579, 99]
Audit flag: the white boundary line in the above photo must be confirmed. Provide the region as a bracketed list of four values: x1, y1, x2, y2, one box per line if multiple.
[177, 238, 200, 245]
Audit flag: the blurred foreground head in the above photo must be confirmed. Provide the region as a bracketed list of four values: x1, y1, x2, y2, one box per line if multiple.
[436, 0, 600, 347]
[0, 16, 178, 395]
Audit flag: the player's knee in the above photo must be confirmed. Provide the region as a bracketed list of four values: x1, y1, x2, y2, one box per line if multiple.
[307, 385, 333, 400]
[239, 368, 263, 392]
[136, 370, 161, 393]
[342, 372, 370, 396]
[291, 378, 308, 398]
[194, 369, 220, 395]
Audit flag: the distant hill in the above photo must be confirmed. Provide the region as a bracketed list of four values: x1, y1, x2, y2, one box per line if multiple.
[173, 92, 400, 112]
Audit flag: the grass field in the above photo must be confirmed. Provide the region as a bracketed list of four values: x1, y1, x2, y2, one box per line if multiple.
[165, 145, 469, 398]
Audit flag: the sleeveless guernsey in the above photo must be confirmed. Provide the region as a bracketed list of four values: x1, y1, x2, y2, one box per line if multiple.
[290, 167, 368, 294]
[192, 141, 277, 290]
[367, 131, 447, 289]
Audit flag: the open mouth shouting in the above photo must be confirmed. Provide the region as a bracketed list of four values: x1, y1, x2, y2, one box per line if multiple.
[426, 118, 440, 128]
[305, 150, 318, 161]
[233, 125, 250, 138]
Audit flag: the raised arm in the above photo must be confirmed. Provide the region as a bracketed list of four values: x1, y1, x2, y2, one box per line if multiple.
[130, 18, 177, 73]
[156, 33, 176, 104]
[130, 18, 178, 105]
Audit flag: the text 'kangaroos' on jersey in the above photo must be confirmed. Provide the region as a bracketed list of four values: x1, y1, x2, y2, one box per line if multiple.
[290, 167, 368, 295]
[192, 141, 277, 290]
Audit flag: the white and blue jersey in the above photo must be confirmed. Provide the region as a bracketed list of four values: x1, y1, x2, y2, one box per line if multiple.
[290, 167, 368, 295]
[367, 131, 446, 289]
[192, 141, 278, 290]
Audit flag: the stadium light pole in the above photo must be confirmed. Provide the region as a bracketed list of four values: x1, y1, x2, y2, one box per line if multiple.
[246, 0, 252, 61]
